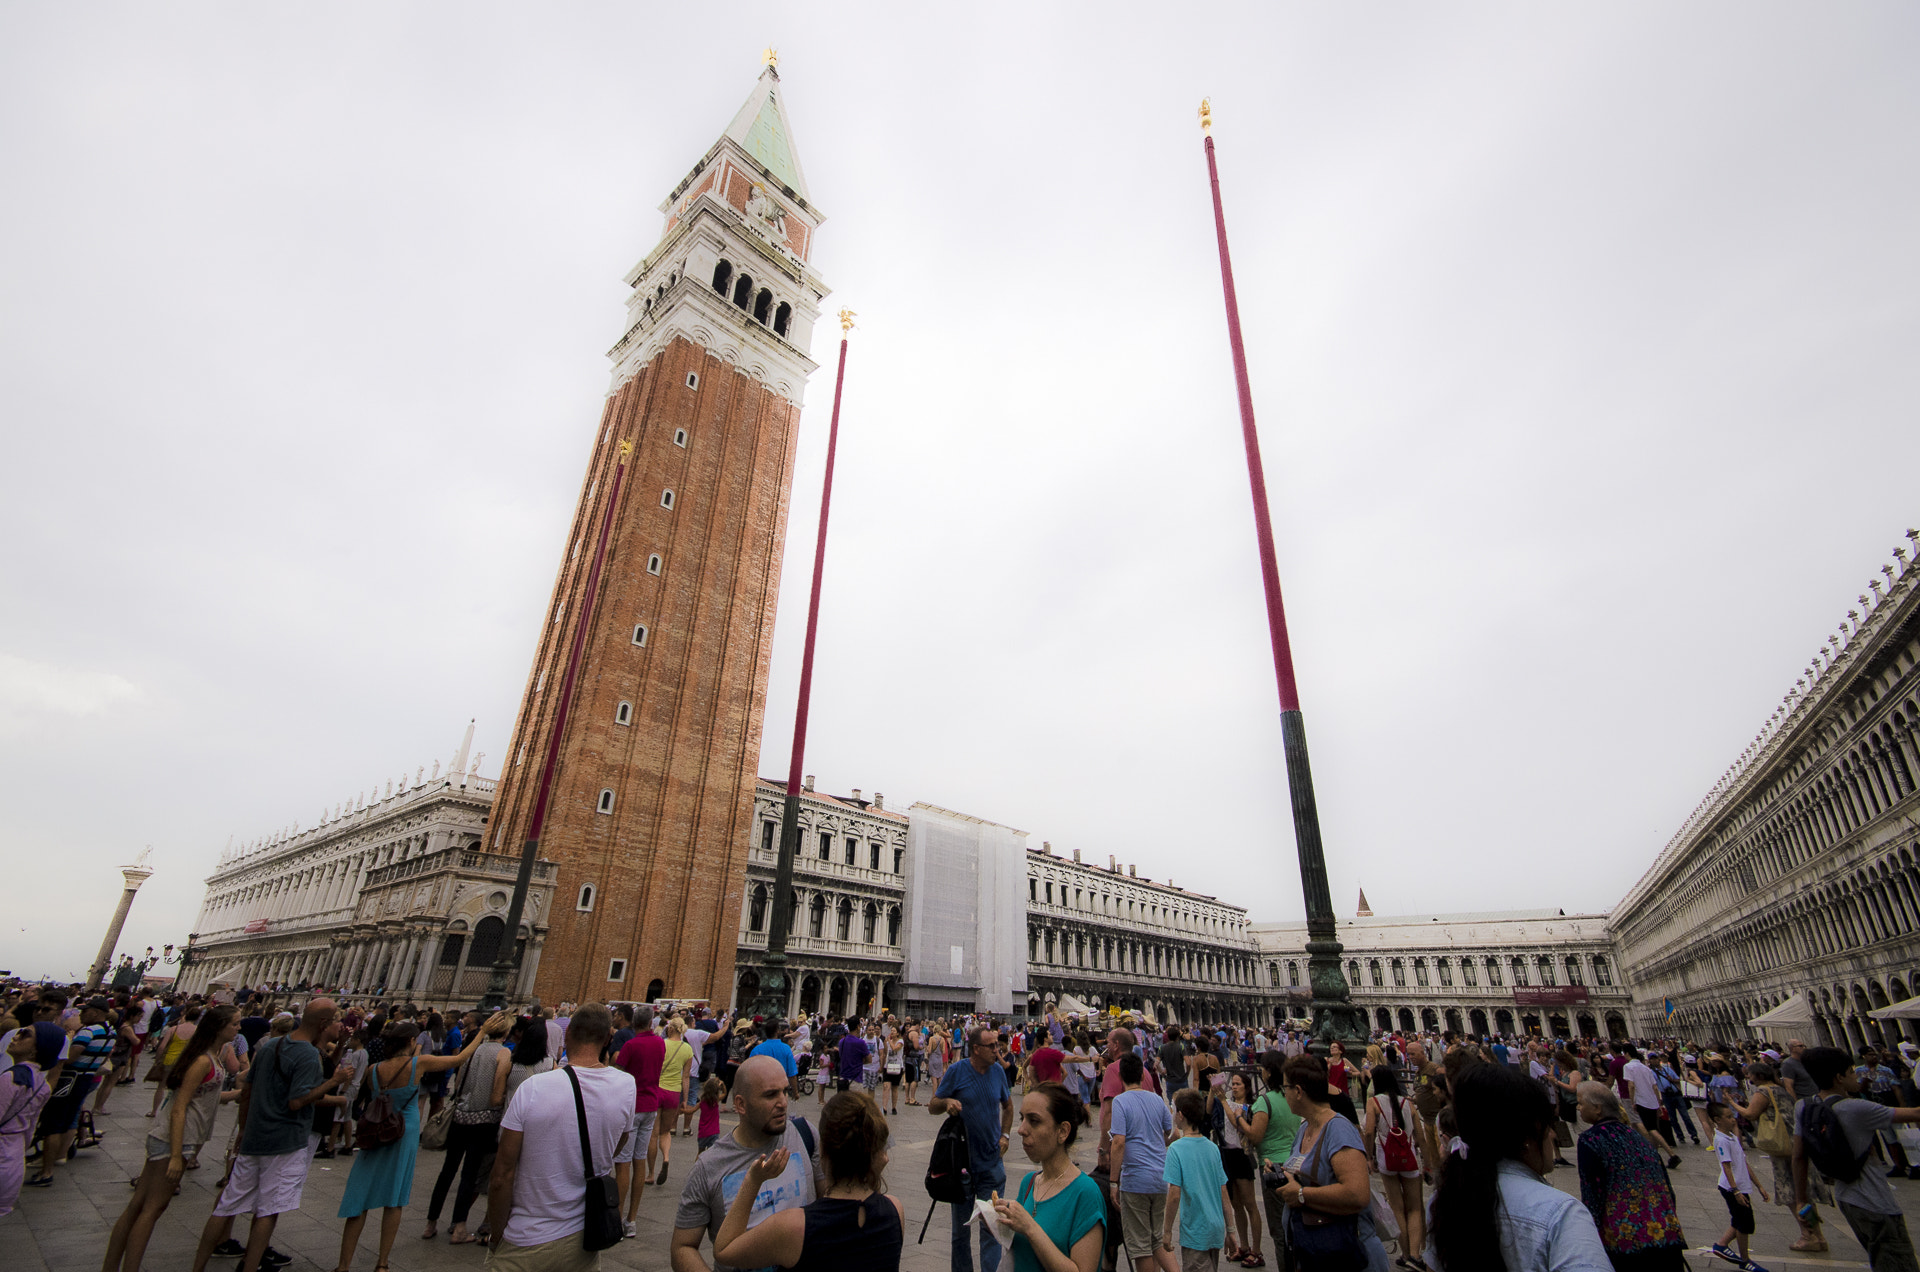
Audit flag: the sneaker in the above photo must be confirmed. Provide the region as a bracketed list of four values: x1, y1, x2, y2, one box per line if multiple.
[1667, 1154, 1682, 1169]
[1708, 1245, 1741, 1265]
[1553, 1156, 1572, 1167]
[211, 1240, 246, 1257]
[314, 1146, 335, 1159]
[1743, 1261, 1771, 1272]
[22, 1174, 52, 1187]
[260, 1248, 292, 1267]
[623, 1221, 637, 1239]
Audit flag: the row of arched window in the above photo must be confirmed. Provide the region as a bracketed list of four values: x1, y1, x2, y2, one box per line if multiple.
[746, 883, 901, 946]
[711, 260, 793, 337]
[1026, 927, 1256, 985]
[1344, 953, 1613, 990]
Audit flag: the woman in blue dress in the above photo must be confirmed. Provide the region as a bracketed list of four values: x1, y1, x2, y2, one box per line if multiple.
[333, 1012, 508, 1272]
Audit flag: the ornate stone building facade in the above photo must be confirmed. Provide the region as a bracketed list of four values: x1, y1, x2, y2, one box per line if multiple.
[487, 66, 830, 1008]
[180, 726, 555, 999]
[1024, 843, 1270, 1026]
[1612, 532, 1920, 1046]
[1255, 904, 1631, 1040]
[732, 778, 908, 1018]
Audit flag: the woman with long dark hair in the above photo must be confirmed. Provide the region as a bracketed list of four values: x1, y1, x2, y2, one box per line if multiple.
[716, 1088, 905, 1271]
[104, 1006, 240, 1272]
[1427, 1062, 1609, 1271]
[1362, 1065, 1425, 1270]
[993, 1081, 1104, 1272]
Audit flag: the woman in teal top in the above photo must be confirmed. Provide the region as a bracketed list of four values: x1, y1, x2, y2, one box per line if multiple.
[992, 1082, 1106, 1272]
[334, 1014, 506, 1272]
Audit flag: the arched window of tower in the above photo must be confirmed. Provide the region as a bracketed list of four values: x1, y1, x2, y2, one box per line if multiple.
[774, 302, 792, 337]
[661, 489, 675, 510]
[753, 289, 773, 324]
[732, 274, 753, 308]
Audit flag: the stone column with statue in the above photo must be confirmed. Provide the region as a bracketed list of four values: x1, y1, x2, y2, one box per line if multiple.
[85, 851, 155, 993]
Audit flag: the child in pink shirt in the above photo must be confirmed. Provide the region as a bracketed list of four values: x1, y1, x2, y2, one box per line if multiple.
[696, 1076, 723, 1152]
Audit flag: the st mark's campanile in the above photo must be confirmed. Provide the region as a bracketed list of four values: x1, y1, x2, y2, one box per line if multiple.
[490, 66, 829, 1006]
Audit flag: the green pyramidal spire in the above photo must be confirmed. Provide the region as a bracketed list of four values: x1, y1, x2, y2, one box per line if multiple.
[722, 66, 810, 202]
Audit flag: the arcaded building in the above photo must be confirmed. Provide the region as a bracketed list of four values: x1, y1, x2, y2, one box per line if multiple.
[1612, 534, 1920, 1045]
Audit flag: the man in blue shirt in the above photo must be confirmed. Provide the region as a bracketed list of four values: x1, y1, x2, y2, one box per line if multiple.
[837, 1021, 870, 1094]
[1110, 1053, 1177, 1272]
[748, 1017, 797, 1094]
[931, 1023, 1014, 1272]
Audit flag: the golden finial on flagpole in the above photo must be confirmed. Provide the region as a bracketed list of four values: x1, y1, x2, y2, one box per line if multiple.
[763, 46, 780, 70]
[1198, 98, 1213, 134]
[838, 308, 857, 334]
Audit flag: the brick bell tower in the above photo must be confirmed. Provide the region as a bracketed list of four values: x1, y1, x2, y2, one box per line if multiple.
[489, 65, 829, 1007]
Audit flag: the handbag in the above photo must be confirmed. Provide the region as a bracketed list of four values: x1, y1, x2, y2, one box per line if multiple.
[1284, 1120, 1367, 1272]
[354, 1055, 407, 1151]
[565, 1066, 624, 1251]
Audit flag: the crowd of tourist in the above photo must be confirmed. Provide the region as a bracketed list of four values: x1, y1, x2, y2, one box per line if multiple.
[9, 979, 1920, 1272]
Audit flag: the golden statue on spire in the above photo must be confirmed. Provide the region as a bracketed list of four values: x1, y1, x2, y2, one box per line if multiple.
[839, 308, 857, 334]
[1198, 98, 1213, 134]
[763, 46, 780, 69]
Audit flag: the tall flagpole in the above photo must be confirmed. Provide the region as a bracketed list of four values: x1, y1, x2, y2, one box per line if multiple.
[482, 438, 635, 1010]
[753, 308, 857, 1024]
[1198, 99, 1364, 1049]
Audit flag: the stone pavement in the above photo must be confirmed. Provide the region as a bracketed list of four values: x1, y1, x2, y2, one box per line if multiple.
[1, 1092, 1899, 1272]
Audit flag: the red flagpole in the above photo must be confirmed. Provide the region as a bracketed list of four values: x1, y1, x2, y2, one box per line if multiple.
[483, 438, 634, 1008]
[1199, 100, 1362, 1047]
[755, 309, 856, 1021]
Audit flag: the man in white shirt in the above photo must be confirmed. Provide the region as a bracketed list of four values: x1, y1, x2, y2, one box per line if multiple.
[1619, 1045, 1681, 1168]
[488, 1004, 636, 1271]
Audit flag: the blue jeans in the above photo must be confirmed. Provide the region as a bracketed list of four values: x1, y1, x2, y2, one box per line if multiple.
[951, 1164, 1006, 1272]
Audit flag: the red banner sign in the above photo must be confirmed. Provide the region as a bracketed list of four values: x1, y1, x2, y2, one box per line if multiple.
[243, 919, 269, 935]
[1513, 986, 1588, 1006]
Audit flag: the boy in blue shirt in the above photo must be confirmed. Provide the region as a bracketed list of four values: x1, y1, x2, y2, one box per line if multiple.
[1164, 1089, 1232, 1271]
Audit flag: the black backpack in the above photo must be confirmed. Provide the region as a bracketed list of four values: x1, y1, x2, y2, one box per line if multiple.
[1802, 1095, 1869, 1184]
[925, 1113, 972, 1203]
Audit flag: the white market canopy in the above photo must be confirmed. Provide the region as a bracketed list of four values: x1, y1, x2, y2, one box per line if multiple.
[1748, 993, 1815, 1028]
[1871, 995, 1920, 1022]
[1052, 994, 1090, 1016]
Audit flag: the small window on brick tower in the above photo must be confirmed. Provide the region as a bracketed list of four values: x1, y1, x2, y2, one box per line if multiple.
[607, 958, 626, 982]
[712, 261, 731, 294]
[577, 884, 595, 912]
[660, 489, 675, 510]
[685, 372, 699, 390]
[632, 624, 648, 647]
[615, 701, 632, 726]
[646, 554, 662, 576]
[673, 428, 688, 447]
[774, 302, 792, 337]
[597, 789, 615, 814]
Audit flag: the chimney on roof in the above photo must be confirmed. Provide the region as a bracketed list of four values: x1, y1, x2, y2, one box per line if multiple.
[803, 775, 814, 792]
[1129, 864, 1136, 877]
[1072, 849, 1081, 863]
[873, 792, 884, 810]
[851, 789, 862, 803]
[1109, 854, 1116, 871]
[1042, 841, 1051, 854]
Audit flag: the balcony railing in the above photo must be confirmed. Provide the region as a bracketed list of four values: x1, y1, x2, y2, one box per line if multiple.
[366, 850, 556, 888]
[738, 930, 901, 958]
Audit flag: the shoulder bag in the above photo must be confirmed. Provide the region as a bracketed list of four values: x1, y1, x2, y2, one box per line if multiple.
[566, 1066, 625, 1251]
[420, 1059, 459, 1150]
[1285, 1119, 1367, 1272]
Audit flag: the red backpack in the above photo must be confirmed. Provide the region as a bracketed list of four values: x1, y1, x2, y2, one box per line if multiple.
[1378, 1095, 1419, 1173]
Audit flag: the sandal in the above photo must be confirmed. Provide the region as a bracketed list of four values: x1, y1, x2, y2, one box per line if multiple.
[1241, 1255, 1266, 1267]
[450, 1232, 478, 1246]
[421, 1223, 438, 1239]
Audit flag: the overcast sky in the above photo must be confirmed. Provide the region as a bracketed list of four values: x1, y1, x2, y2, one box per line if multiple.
[4, 6, 1916, 981]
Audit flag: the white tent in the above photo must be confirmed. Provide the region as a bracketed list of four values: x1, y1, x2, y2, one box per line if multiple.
[1871, 995, 1920, 1022]
[1052, 993, 1090, 1016]
[1747, 993, 1815, 1029]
